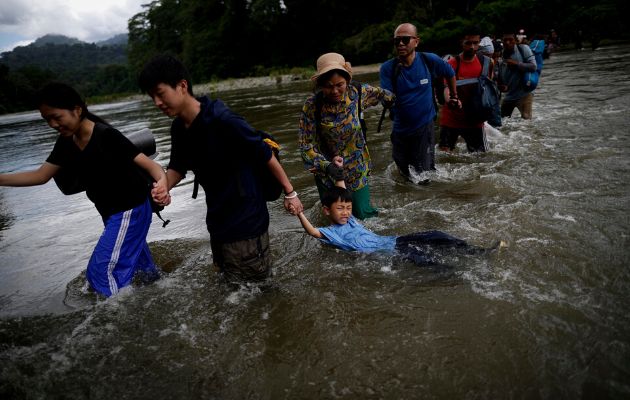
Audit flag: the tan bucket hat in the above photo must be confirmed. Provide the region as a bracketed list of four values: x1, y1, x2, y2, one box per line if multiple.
[311, 52, 352, 81]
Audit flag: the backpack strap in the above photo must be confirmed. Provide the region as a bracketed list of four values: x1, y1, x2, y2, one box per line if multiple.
[314, 90, 324, 138]
[479, 54, 490, 77]
[419, 52, 439, 115]
[192, 176, 199, 198]
[391, 57, 402, 94]
[350, 81, 367, 141]
[454, 55, 492, 87]
[516, 44, 528, 62]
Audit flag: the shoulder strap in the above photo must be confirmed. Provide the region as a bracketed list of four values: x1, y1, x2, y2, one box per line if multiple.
[478, 54, 490, 77]
[314, 91, 324, 137]
[312, 90, 335, 158]
[192, 176, 199, 198]
[419, 52, 433, 79]
[351, 81, 367, 141]
[419, 52, 439, 115]
[516, 44, 526, 61]
[351, 81, 362, 117]
[391, 58, 402, 94]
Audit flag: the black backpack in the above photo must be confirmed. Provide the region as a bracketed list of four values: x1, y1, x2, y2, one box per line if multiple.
[191, 129, 283, 202]
[453, 54, 501, 125]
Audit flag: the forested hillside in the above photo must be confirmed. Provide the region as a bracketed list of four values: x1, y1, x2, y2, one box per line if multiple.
[0, 35, 131, 114]
[0, 0, 627, 114]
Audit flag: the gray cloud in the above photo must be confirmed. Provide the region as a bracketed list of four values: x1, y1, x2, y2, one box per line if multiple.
[0, 0, 35, 25]
[0, 0, 144, 46]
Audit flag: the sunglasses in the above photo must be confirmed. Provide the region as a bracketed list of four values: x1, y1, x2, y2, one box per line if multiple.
[463, 40, 480, 46]
[393, 36, 414, 45]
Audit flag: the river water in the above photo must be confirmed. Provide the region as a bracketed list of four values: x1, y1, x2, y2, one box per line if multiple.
[1, 45, 629, 398]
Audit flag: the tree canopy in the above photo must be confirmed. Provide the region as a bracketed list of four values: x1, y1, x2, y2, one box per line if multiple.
[1, 0, 627, 114]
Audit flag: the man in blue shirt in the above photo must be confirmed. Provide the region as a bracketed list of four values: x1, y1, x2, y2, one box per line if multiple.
[498, 33, 537, 119]
[380, 23, 460, 181]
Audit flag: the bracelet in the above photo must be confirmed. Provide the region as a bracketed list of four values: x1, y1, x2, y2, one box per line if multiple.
[284, 191, 298, 199]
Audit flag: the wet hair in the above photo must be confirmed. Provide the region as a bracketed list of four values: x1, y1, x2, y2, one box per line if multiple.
[36, 82, 108, 124]
[315, 69, 351, 89]
[138, 54, 194, 96]
[462, 26, 482, 38]
[322, 186, 353, 208]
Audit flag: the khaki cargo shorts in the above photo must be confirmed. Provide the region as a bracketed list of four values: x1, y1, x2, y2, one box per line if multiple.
[210, 231, 272, 283]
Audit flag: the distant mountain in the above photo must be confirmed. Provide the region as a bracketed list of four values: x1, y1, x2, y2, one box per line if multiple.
[32, 34, 84, 47]
[97, 33, 128, 47]
[0, 33, 129, 91]
[13, 33, 127, 50]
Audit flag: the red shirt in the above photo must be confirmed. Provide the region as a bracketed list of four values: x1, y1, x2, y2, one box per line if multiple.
[440, 55, 484, 128]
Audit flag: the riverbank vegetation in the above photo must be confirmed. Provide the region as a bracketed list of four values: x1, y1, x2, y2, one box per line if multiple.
[1, 0, 627, 114]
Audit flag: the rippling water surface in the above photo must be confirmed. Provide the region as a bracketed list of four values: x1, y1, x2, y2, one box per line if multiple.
[1, 45, 629, 398]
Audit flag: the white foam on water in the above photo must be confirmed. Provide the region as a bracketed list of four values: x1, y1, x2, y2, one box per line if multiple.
[544, 191, 585, 198]
[225, 284, 263, 305]
[516, 237, 552, 245]
[552, 213, 577, 223]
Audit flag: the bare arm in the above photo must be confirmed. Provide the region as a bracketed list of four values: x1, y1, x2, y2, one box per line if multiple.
[149, 167, 184, 207]
[297, 211, 322, 238]
[134, 153, 171, 206]
[134, 153, 167, 186]
[445, 75, 462, 109]
[0, 162, 59, 187]
[267, 154, 304, 214]
[332, 156, 346, 189]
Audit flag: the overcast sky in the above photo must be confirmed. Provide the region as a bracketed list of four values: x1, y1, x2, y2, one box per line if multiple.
[0, 0, 146, 52]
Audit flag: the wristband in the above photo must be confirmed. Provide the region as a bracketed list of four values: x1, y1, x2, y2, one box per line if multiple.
[284, 191, 298, 199]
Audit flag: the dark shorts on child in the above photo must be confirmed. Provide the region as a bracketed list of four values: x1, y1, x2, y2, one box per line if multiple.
[394, 230, 483, 266]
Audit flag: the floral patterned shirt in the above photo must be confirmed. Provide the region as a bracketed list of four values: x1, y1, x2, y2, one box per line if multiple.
[299, 83, 394, 191]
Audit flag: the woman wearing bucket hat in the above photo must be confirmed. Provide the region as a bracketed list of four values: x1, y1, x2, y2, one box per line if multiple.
[298, 52, 394, 220]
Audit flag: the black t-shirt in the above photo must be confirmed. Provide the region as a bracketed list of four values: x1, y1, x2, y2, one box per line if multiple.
[47, 123, 147, 218]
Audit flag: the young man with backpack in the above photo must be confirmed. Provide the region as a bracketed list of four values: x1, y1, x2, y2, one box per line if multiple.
[380, 23, 460, 181]
[439, 30, 498, 153]
[139, 54, 303, 284]
[498, 32, 538, 119]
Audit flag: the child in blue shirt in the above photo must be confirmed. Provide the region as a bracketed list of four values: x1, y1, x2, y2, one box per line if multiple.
[296, 158, 504, 266]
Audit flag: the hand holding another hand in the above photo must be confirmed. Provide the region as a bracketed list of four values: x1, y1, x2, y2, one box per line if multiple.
[326, 160, 344, 181]
[151, 181, 171, 206]
[447, 96, 462, 110]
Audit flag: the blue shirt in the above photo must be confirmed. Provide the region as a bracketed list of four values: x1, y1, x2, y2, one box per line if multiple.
[380, 52, 455, 135]
[318, 217, 397, 253]
[499, 44, 537, 102]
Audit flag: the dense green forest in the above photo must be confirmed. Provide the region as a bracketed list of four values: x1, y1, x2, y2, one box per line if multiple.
[1, 0, 627, 114]
[0, 35, 131, 114]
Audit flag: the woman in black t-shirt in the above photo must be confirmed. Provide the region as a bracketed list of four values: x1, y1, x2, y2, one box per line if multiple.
[0, 82, 168, 297]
